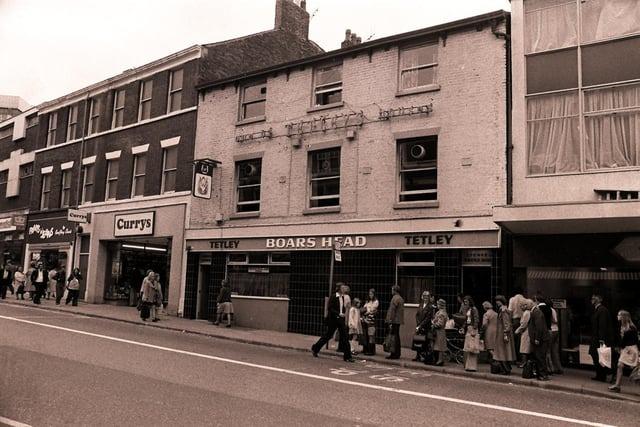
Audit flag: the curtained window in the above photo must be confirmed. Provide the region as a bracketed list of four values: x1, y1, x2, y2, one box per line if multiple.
[525, 0, 577, 53]
[398, 42, 438, 91]
[581, 0, 640, 43]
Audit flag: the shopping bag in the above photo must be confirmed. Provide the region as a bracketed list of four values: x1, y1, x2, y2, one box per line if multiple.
[597, 344, 612, 369]
[383, 332, 396, 353]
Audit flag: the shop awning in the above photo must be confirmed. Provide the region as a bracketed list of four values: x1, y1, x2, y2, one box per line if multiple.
[494, 200, 640, 234]
[528, 269, 640, 281]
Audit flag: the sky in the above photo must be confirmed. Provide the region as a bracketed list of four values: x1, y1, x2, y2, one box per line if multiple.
[0, 0, 510, 106]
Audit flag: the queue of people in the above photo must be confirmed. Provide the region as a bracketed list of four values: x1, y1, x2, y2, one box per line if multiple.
[0, 260, 82, 306]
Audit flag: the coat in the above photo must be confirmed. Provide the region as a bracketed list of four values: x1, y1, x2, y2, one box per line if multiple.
[590, 304, 614, 351]
[515, 309, 532, 354]
[528, 306, 550, 346]
[348, 307, 363, 335]
[432, 308, 448, 351]
[0, 267, 13, 285]
[493, 306, 516, 362]
[415, 303, 434, 329]
[217, 286, 232, 304]
[482, 309, 498, 351]
[386, 294, 405, 325]
[463, 307, 481, 353]
[141, 277, 158, 304]
[31, 268, 49, 284]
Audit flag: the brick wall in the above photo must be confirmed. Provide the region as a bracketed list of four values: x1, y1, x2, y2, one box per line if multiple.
[191, 23, 508, 228]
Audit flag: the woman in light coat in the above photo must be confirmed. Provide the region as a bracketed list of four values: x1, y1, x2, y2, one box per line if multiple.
[462, 296, 481, 372]
[432, 299, 448, 366]
[493, 295, 516, 375]
[140, 270, 158, 322]
[514, 299, 534, 366]
[13, 266, 26, 300]
[481, 301, 498, 357]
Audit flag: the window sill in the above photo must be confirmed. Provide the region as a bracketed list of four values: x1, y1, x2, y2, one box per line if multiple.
[231, 295, 289, 302]
[229, 211, 260, 220]
[395, 84, 441, 97]
[526, 165, 640, 178]
[307, 102, 344, 114]
[393, 201, 439, 209]
[236, 116, 266, 127]
[302, 206, 341, 215]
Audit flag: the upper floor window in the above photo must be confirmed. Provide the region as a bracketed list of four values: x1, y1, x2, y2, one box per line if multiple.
[131, 153, 146, 197]
[582, 0, 640, 44]
[525, 0, 578, 54]
[60, 169, 72, 208]
[66, 104, 78, 141]
[0, 125, 12, 140]
[20, 163, 34, 178]
[138, 79, 153, 121]
[309, 148, 340, 208]
[168, 69, 183, 113]
[0, 170, 7, 185]
[46, 112, 57, 147]
[26, 114, 38, 128]
[239, 81, 266, 121]
[398, 42, 438, 91]
[88, 98, 100, 135]
[398, 137, 438, 202]
[161, 146, 178, 194]
[112, 89, 125, 129]
[81, 164, 94, 204]
[313, 63, 342, 106]
[40, 173, 51, 210]
[235, 158, 262, 213]
[105, 159, 119, 200]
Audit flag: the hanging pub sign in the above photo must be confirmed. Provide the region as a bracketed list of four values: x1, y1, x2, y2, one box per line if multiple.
[26, 218, 75, 244]
[193, 160, 218, 200]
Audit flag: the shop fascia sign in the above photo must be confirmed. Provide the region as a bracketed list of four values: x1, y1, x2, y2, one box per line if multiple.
[0, 215, 27, 231]
[26, 218, 74, 243]
[114, 212, 155, 237]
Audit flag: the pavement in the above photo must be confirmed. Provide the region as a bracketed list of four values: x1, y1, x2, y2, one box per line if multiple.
[2, 303, 639, 427]
[2, 297, 640, 405]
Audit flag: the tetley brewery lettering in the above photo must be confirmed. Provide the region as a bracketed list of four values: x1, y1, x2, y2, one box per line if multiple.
[405, 234, 453, 246]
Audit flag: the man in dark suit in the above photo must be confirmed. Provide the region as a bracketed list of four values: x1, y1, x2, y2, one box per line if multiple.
[589, 294, 614, 382]
[529, 294, 551, 381]
[30, 262, 48, 305]
[0, 261, 14, 299]
[311, 283, 354, 362]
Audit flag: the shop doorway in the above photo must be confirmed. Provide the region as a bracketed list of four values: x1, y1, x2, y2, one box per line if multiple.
[462, 266, 492, 306]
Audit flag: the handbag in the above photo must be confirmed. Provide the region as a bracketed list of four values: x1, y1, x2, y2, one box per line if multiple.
[411, 334, 426, 351]
[383, 332, 396, 353]
[522, 360, 536, 379]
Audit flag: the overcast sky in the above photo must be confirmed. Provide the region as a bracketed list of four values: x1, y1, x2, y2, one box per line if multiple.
[0, 0, 510, 106]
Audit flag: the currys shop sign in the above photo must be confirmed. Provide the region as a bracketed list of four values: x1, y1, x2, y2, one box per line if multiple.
[114, 212, 155, 237]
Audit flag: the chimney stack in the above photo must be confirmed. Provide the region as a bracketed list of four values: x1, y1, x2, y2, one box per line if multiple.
[274, 0, 310, 40]
[341, 29, 362, 48]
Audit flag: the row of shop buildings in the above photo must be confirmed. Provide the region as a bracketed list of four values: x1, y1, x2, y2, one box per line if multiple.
[1, 0, 639, 361]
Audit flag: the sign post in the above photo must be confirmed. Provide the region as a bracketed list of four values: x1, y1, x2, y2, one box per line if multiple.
[192, 159, 220, 200]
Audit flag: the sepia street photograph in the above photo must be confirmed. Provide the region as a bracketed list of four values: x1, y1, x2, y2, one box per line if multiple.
[1, 0, 640, 425]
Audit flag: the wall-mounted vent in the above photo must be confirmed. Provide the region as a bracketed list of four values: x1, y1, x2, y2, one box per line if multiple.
[594, 189, 640, 201]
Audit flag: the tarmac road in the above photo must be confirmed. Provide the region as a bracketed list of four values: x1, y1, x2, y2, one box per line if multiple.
[0, 303, 637, 427]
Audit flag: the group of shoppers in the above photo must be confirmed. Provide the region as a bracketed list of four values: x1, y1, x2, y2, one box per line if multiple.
[139, 270, 164, 322]
[1, 260, 81, 306]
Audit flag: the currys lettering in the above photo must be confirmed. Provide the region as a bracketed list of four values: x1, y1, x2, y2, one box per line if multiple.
[116, 218, 152, 232]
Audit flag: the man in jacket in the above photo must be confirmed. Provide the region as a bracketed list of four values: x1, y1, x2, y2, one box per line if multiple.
[385, 285, 405, 359]
[589, 294, 614, 382]
[311, 283, 354, 362]
[0, 261, 13, 299]
[529, 294, 551, 381]
[30, 262, 48, 305]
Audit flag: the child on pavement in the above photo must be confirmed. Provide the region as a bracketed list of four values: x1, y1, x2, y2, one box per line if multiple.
[348, 298, 363, 355]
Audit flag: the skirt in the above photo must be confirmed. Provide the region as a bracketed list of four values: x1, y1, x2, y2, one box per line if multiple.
[219, 302, 234, 314]
[619, 345, 639, 367]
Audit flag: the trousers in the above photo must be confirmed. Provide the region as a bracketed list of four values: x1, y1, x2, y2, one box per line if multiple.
[312, 316, 352, 361]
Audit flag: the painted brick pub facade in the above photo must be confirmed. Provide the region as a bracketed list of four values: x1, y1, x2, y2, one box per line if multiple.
[185, 11, 510, 345]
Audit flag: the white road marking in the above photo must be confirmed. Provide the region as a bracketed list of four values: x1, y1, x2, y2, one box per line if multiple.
[0, 314, 616, 427]
[0, 415, 32, 427]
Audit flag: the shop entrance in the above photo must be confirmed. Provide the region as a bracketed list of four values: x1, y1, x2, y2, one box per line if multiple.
[462, 266, 492, 306]
[104, 239, 171, 306]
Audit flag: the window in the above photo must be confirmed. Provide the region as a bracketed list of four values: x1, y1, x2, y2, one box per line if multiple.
[46, 112, 57, 146]
[138, 79, 153, 121]
[0, 126, 12, 139]
[20, 163, 34, 178]
[226, 252, 290, 298]
[398, 42, 438, 91]
[111, 89, 125, 129]
[66, 105, 78, 141]
[397, 251, 435, 304]
[239, 82, 266, 120]
[0, 170, 7, 185]
[309, 148, 340, 207]
[26, 114, 38, 128]
[235, 158, 261, 212]
[60, 169, 71, 208]
[398, 137, 438, 202]
[40, 173, 51, 210]
[81, 164, 94, 204]
[167, 69, 183, 113]
[131, 153, 146, 197]
[161, 146, 177, 193]
[88, 98, 100, 135]
[525, 0, 640, 174]
[105, 159, 119, 200]
[313, 63, 342, 106]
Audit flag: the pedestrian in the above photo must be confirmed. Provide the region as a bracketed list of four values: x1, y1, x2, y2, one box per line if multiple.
[547, 303, 563, 375]
[361, 288, 378, 356]
[493, 295, 516, 375]
[481, 301, 498, 359]
[311, 283, 354, 363]
[384, 285, 404, 360]
[462, 296, 481, 372]
[529, 294, 551, 381]
[348, 298, 363, 354]
[609, 310, 639, 393]
[509, 289, 527, 364]
[514, 299, 534, 367]
[335, 284, 352, 352]
[65, 270, 80, 306]
[414, 291, 434, 363]
[46, 267, 57, 300]
[25, 262, 36, 300]
[213, 279, 234, 327]
[0, 261, 13, 299]
[13, 266, 26, 300]
[55, 266, 66, 305]
[154, 273, 164, 318]
[589, 294, 614, 382]
[30, 262, 48, 304]
[431, 299, 448, 366]
[140, 270, 156, 321]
